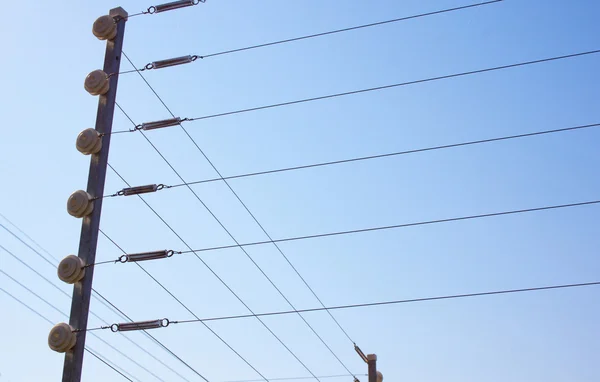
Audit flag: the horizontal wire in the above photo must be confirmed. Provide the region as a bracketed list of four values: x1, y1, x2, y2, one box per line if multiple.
[113, 90, 322, 381]
[91, 198, 600, 268]
[120, 52, 358, 377]
[115, 122, 597, 195]
[186, 49, 600, 122]
[176, 200, 600, 255]
[0, 270, 165, 382]
[97, 229, 212, 382]
[103, 162, 269, 381]
[86, 280, 600, 330]
[224, 375, 367, 382]
[110, 49, 600, 133]
[0, 286, 136, 382]
[0, 224, 193, 382]
[116, 0, 502, 74]
[198, 1, 501, 59]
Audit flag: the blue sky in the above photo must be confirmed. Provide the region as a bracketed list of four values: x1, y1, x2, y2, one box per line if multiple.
[1, 0, 599, 381]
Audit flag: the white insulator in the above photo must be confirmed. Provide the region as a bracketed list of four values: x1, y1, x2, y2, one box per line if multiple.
[92, 15, 117, 40]
[67, 190, 94, 218]
[76, 128, 102, 155]
[48, 323, 76, 353]
[376, 371, 383, 382]
[57, 255, 86, 284]
[84, 70, 109, 96]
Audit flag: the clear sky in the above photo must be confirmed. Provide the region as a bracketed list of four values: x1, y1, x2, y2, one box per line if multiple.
[0, 0, 599, 381]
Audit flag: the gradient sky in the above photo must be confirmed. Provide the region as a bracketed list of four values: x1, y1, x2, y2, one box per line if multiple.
[1, 0, 599, 381]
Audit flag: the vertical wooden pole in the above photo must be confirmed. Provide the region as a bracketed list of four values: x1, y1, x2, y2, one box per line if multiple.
[367, 354, 377, 382]
[62, 7, 127, 382]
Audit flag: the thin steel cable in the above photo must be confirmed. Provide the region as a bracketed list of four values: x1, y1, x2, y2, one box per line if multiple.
[0, 212, 61, 263]
[185, 50, 600, 122]
[0, 270, 166, 382]
[157, 121, 600, 348]
[111, 50, 600, 134]
[99, 122, 600, 200]
[0, 286, 137, 382]
[224, 375, 367, 382]
[0, 228, 193, 382]
[101, 228, 260, 382]
[198, 1, 501, 59]
[0, 221, 131, 323]
[158, 122, 599, 189]
[89, 285, 194, 382]
[119, 54, 356, 377]
[112, 49, 600, 133]
[118, 0, 502, 74]
[85, 281, 600, 328]
[176, 200, 600, 255]
[86, 348, 136, 382]
[106, 160, 316, 380]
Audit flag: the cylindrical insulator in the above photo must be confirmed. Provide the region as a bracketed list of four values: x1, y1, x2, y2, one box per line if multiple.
[376, 371, 383, 382]
[84, 70, 109, 96]
[48, 323, 76, 353]
[122, 250, 171, 263]
[120, 184, 158, 196]
[114, 319, 168, 332]
[150, 56, 194, 70]
[76, 128, 102, 155]
[57, 255, 86, 284]
[141, 117, 182, 131]
[92, 15, 117, 40]
[154, 0, 195, 13]
[67, 190, 94, 218]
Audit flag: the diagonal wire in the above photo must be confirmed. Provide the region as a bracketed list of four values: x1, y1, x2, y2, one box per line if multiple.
[0, 223, 194, 382]
[0, 269, 165, 382]
[0, 286, 136, 382]
[106, 158, 316, 380]
[120, 53, 360, 373]
[175, 200, 600, 255]
[86, 348, 135, 382]
[97, 227, 267, 382]
[119, 52, 356, 377]
[0, 221, 132, 322]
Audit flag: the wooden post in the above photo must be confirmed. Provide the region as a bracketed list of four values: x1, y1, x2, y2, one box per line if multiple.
[367, 354, 377, 382]
[62, 7, 127, 382]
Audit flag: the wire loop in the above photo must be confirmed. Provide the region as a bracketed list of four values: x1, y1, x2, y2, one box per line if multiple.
[145, 6, 157, 14]
[110, 324, 119, 332]
[161, 318, 170, 328]
[118, 255, 129, 263]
